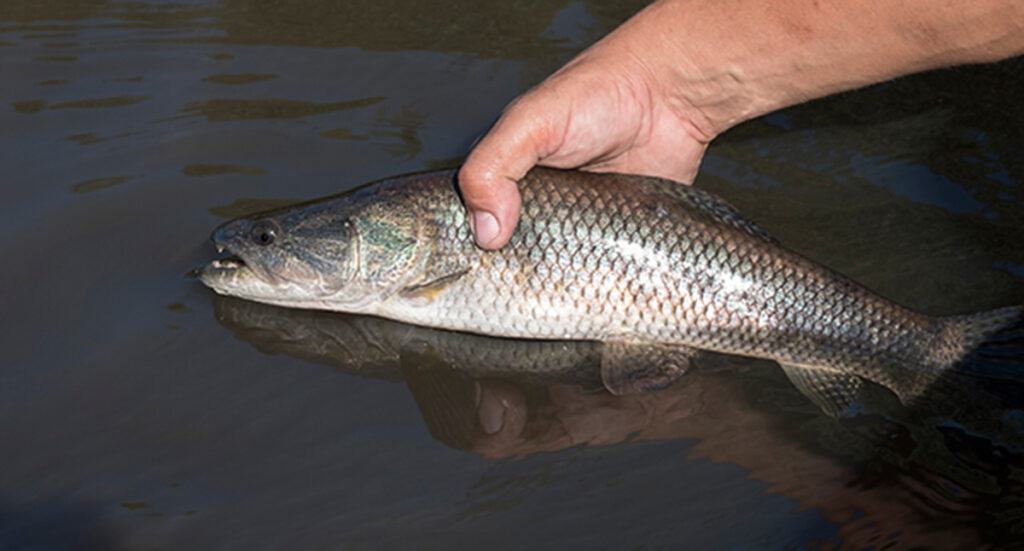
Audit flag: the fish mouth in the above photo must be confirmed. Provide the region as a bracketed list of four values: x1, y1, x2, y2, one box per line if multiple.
[206, 254, 246, 272]
[208, 240, 247, 272]
[199, 242, 263, 291]
[201, 253, 248, 283]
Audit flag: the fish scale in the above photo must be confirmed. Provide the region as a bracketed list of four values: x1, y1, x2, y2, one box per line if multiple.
[378, 171, 929, 369]
[201, 167, 1022, 409]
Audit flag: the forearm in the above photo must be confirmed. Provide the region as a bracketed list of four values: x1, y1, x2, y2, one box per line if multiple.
[624, 0, 1024, 138]
[457, 0, 1023, 250]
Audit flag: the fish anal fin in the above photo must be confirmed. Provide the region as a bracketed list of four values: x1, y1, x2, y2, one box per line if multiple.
[600, 340, 695, 395]
[399, 268, 469, 303]
[779, 362, 864, 417]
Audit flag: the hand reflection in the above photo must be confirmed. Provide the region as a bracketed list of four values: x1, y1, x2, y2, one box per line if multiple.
[418, 373, 710, 459]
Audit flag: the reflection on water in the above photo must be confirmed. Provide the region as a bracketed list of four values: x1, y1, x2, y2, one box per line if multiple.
[2, 0, 1023, 548]
[175, 97, 387, 122]
[181, 164, 266, 177]
[70, 175, 134, 194]
[201, 73, 277, 85]
[214, 297, 1024, 548]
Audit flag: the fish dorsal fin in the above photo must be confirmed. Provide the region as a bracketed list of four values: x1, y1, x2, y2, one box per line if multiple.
[645, 179, 778, 244]
[779, 362, 865, 417]
[600, 340, 695, 395]
[399, 268, 469, 303]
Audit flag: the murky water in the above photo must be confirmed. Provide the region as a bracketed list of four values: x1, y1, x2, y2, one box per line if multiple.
[2, 1, 1023, 549]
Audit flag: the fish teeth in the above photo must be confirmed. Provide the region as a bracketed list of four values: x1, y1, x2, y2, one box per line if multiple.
[216, 244, 225, 253]
[210, 259, 239, 269]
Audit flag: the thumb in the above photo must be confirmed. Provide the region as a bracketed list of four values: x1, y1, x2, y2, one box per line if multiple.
[459, 107, 549, 250]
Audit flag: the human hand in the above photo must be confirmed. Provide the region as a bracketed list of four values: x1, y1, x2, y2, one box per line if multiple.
[459, 0, 1024, 250]
[458, 27, 713, 250]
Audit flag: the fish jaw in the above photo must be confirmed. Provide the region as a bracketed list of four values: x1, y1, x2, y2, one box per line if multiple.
[199, 237, 386, 313]
[197, 224, 313, 307]
[199, 214, 331, 304]
[199, 220, 281, 298]
[199, 254, 281, 302]
[198, 257, 365, 311]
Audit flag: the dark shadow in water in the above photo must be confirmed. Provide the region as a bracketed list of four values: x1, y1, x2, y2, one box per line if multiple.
[1, 0, 649, 93]
[707, 58, 1024, 234]
[0, 499, 127, 551]
[205, 0, 644, 55]
[720, 58, 1024, 180]
[211, 295, 1024, 550]
[690, 62, 1024, 322]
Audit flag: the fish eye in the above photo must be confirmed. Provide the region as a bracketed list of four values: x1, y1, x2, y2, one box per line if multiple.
[250, 221, 278, 246]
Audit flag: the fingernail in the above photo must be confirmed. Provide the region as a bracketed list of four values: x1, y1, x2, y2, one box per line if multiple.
[477, 385, 506, 435]
[472, 210, 499, 247]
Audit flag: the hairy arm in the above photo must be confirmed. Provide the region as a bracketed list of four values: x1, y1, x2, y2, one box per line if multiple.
[459, 0, 1024, 249]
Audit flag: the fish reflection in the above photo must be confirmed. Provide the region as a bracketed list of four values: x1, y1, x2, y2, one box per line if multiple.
[213, 296, 1024, 548]
[212, 295, 607, 388]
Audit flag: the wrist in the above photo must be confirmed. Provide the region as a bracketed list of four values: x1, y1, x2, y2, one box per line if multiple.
[630, 0, 1024, 139]
[605, 0, 790, 142]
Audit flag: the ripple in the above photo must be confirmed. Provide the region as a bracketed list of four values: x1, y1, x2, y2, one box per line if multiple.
[14, 96, 150, 113]
[51, 96, 149, 109]
[12, 100, 46, 114]
[208, 198, 303, 218]
[202, 73, 278, 85]
[70, 176, 133, 194]
[182, 164, 267, 177]
[175, 96, 385, 122]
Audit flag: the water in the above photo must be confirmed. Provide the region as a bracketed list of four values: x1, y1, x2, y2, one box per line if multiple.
[2, 1, 1022, 549]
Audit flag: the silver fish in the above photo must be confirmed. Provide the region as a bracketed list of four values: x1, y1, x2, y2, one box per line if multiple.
[212, 294, 607, 389]
[200, 168, 1022, 411]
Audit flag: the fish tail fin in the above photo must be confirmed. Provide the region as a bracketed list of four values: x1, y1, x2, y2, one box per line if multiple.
[942, 305, 1024, 378]
[782, 306, 1023, 417]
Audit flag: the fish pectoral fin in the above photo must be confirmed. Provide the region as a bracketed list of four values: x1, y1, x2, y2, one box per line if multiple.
[600, 340, 695, 395]
[778, 362, 865, 417]
[398, 268, 469, 303]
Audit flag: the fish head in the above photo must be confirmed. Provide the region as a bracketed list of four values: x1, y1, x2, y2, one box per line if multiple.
[199, 194, 425, 311]
[200, 199, 362, 307]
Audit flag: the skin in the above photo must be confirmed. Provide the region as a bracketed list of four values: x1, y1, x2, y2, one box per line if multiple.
[459, 0, 1024, 249]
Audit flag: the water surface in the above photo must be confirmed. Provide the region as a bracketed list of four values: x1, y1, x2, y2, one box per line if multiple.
[2, 1, 1023, 549]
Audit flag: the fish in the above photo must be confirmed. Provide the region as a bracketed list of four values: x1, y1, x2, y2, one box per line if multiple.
[212, 296, 1024, 545]
[199, 168, 1022, 413]
[212, 294, 607, 389]
[214, 294, 1024, 449]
